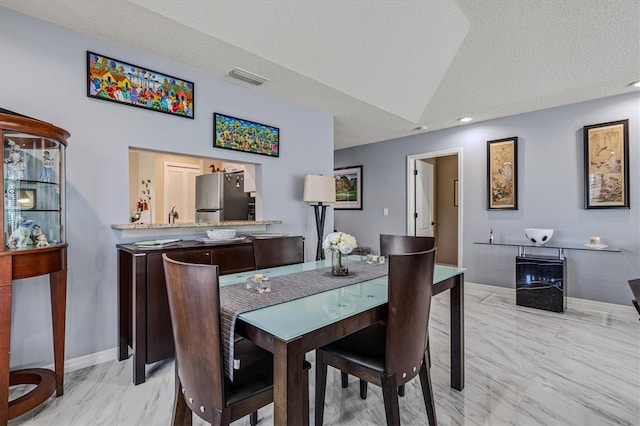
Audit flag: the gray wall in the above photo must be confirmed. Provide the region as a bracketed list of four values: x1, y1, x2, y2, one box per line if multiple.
[1, 8, 334, 368]
[336, 92, 639, 305]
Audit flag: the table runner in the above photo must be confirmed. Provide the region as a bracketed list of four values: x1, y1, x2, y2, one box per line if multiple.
[220, 260, 387, 380]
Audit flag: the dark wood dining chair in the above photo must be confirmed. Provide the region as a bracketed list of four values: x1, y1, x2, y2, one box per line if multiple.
[252, 235, 304, 269]
[162, 253, 310, 426]
[380, 234, 436, 257]
[629, 278, 640, 320]
[315, 248, 438, 426]
[340, 233, 437, 398]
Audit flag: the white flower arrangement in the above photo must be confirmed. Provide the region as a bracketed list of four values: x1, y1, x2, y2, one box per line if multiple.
[322, 231, 357, 254]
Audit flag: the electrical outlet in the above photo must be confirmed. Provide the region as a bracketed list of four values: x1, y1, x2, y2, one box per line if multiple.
[383, 208, 389, 216]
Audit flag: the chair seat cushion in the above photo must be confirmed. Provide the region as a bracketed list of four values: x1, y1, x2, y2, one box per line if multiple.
[224, 338, 274, 406]
[320, 323, 386, 373]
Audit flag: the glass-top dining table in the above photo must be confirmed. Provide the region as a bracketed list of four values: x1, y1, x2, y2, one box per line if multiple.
[218, 257, 466, 425]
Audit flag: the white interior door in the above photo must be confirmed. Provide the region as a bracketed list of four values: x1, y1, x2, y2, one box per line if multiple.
[164, 162, 201, 223]
[415, 160, 434, 237]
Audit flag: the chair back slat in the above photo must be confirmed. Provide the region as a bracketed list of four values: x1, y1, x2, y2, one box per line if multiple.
[253, 236, 304, 269]
[385, 248, 436, 384]
[162, 253, 226, 416]
[380, 234, 435, 256]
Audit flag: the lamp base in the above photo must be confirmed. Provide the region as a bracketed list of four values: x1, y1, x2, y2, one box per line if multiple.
[312, 203, 328, 261]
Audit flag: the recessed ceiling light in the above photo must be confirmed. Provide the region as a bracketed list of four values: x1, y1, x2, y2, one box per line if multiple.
[414, 125, 429, 131]
[630, 80, 640, 88]
[228, 67, 269, 85]
[458, 117, 472, 123]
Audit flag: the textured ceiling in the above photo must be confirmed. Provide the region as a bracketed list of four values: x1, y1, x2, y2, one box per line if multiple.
[1, 0, 639, 150]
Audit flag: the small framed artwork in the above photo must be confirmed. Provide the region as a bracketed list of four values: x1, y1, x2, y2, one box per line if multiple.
[214, 113, 279, 157]
[583, 119, 629, 209]
[487, 137, 518, 210]
[334, 166, 363, 210]
[87, 51, 194, 119]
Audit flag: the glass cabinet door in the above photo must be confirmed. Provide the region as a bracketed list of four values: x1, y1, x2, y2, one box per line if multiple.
[3, 130, 65, 250]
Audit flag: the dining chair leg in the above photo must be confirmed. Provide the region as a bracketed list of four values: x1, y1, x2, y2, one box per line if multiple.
[249, 411, 258, 426]
[314, 351, 328, 426]
[172, 367, 192, 426]
[341, 371, 349, 388]
[381, 375, 401, 426]
[220, 410, 232, 426]
[418, 359, 437, 426]
[359, 379, 368, 399]
[360, 379, 405, 398]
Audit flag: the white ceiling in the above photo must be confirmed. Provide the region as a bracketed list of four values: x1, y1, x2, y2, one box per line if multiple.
[2, 0, 639, 149]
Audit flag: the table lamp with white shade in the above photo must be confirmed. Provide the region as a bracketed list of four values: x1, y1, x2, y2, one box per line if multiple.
[303, 174, 335, 260]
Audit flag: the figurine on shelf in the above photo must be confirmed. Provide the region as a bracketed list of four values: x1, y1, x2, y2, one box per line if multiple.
[5, 140, 26, 180]
[40, 150, 53, 182]
[31, 224, 49, 248]
[7, 215, 33, 248]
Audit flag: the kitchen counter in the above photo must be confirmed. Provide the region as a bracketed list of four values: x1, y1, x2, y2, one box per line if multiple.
[111, 220, 281, 239]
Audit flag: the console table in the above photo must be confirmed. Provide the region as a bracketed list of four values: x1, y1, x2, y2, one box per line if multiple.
[474, 241, 621, 312]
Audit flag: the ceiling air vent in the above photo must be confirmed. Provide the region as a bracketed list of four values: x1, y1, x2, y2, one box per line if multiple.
[228, 67, 269, 86]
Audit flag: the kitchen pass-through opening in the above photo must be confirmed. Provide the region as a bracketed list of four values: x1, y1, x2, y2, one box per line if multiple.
[128, 148, 258, 224]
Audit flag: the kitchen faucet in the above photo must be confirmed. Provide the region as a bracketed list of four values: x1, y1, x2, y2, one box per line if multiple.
[168, 205, 179, 224]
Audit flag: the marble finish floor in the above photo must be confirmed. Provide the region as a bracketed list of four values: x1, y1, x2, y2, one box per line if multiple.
[9, 283, 640, 425]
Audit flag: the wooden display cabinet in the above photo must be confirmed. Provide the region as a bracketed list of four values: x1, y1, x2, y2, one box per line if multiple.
[0, 109, 68, 425]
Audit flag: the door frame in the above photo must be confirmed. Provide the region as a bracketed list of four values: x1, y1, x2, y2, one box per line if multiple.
[406, 148, 463, 266]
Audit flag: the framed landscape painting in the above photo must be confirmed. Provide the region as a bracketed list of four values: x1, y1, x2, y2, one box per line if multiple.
[214, 113, 279, 157]
[87, 51, 194, 119]
[334, 166, 362, 210]
[583, 119, 629, 209]
[487, 137, 518, 210]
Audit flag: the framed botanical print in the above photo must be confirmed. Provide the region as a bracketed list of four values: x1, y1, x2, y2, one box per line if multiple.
[487, 137, 518, 210]
[583, 119, 629, 209]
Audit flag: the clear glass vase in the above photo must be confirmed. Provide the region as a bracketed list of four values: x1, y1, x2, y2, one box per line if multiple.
[331, 250, 349, 276]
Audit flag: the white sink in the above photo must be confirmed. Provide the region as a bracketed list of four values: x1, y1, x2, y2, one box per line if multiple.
[524, 228, 554, 246]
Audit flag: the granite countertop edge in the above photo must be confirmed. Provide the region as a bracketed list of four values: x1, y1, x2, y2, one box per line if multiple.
[111, 220, 282, 230]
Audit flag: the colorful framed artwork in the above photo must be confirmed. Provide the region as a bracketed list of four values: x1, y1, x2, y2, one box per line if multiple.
[583, 119, 629, 209]
[214, 113, 279, 157]
[87, 51, 194, 119]
[487, 137, 518, 210]
[334, 166, 363, 210]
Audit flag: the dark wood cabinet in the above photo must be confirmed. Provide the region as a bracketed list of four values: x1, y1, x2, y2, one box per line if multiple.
[117, 241, 255, 384]
[211, 244, 256, 274]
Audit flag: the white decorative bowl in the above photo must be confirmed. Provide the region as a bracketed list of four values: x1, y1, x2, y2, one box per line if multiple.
[524, 228, 554, 246]
[207, 229, 236, 240]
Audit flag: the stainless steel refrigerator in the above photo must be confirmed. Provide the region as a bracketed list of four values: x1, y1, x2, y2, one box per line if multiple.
[195, 172, 251, 222]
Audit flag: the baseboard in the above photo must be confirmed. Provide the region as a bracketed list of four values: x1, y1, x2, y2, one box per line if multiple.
[16, 347, 119, 373]
[61, 347, 119, 372]
[467, 281, 637, 317]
